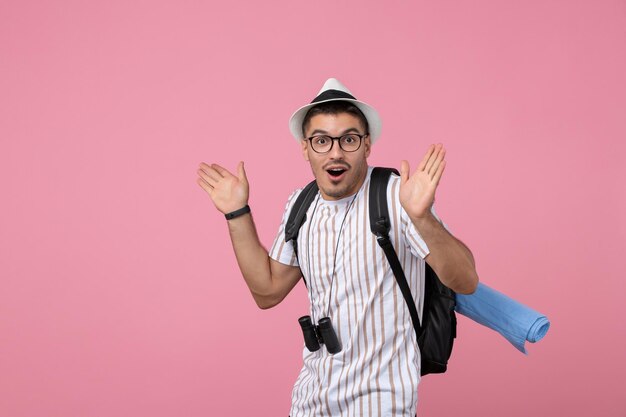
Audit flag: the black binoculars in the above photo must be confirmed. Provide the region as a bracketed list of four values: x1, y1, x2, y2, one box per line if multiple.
[298, 315, 342, 354]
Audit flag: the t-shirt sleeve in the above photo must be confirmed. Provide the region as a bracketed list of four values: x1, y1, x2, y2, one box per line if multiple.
[402, 203, 451, 259]
[268, 189, 301, 267]
[402, 208, 430, 259]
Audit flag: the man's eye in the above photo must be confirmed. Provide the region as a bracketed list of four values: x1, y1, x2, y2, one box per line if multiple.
[315, 137, 329, 145]
[343, 135, 357, 143]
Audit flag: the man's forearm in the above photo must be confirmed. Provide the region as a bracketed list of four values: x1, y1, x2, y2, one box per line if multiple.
[411, 213, 478, 294]
[196, 162, 297, 307]
[225, 213, 275, 302]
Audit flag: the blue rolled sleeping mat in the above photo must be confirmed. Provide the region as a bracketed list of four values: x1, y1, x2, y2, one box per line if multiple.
[455, 283, 550, 354]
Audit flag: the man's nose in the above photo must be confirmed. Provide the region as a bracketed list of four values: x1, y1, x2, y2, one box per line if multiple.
[328, 138, 345, 159]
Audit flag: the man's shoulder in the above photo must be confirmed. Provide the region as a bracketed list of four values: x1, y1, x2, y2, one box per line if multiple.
[375, 168, 402, 200]
[360, 166, 402, 205]
[279, 179, 316, 217]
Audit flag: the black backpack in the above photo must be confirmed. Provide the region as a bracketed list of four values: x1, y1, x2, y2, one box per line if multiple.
[285, 167, 457, 376]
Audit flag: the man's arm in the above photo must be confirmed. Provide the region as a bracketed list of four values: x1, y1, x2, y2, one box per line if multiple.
[197, 161, 302, 308]
[411, 213, 478, 294]
[399, 144, 479, 294]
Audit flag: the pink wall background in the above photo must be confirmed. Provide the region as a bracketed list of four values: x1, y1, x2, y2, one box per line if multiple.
[2, 1, 625, 416]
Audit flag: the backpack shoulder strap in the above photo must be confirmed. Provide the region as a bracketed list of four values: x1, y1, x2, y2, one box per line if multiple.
[369, 167, 423, 336]
[369, 167, 398, 239]
[285, 179, 319, 259]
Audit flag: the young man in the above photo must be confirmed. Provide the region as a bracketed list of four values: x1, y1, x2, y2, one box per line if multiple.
[197, 78, 479, 416]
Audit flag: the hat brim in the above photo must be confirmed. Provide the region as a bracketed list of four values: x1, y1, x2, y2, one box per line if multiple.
[289, 98, 381, 144]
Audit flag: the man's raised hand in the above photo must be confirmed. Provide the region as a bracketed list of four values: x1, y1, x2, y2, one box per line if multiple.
[399, 144, 447, 220]
[197, 161, 249, 214]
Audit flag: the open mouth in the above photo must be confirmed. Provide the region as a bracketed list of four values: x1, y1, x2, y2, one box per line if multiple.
[327, 168, 347, 178]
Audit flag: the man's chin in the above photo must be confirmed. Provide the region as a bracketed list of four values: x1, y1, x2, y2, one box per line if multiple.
[320, 183, 351, 200]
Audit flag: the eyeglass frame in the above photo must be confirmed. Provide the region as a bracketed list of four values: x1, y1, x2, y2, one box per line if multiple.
[305, 133, 369, 154]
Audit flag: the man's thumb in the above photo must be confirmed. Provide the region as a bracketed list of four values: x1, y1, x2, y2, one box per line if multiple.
[400, 160, 410, 183]
[237, 161, 247, 181]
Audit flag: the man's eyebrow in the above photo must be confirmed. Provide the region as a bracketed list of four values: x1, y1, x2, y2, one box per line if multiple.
[308, 127, 362, 136]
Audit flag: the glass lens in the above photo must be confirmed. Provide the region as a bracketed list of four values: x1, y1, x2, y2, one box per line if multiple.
[311, 136, 332, 153]
[339, 134, 361, 152]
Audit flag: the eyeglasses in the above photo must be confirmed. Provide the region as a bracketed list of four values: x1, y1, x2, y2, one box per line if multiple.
[306, 133, 368, 154]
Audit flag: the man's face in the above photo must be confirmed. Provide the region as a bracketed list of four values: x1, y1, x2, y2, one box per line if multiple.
[301, 112, 371, 200]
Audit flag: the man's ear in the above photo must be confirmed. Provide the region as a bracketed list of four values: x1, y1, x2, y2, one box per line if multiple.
[301, 139, 310, 161]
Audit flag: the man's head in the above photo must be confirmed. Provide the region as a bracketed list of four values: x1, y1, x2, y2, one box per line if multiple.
[301, 102, 371, 200]
[289, 78, 382, 200]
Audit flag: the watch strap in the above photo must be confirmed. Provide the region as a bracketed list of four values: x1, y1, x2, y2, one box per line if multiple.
[225, 205, 251, 220]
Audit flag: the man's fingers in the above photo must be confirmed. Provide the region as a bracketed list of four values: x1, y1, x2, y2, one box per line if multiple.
[198, 163, 223, 182]
[197, 168, 218, 187]
[417, 144, 435, 171]
[424, 143, 444, 174]
[211, 163, 232, 178]
[196, 176, 214, 195]
[427, 146, 446, 178]
[433, 160, 446, 185]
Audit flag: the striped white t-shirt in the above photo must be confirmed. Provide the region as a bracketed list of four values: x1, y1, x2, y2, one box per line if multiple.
[270, 167, 440, 417]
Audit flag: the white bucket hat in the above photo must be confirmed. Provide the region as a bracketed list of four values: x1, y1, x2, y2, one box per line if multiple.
[288, 78, 382, 144]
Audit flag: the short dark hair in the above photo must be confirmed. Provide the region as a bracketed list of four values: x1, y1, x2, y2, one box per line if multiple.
[302, 101, 369, 138]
